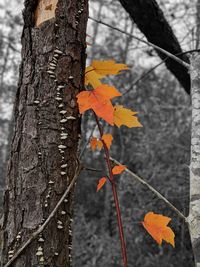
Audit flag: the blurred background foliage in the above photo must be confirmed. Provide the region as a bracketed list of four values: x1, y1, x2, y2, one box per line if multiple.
[0, 0, 196, 266]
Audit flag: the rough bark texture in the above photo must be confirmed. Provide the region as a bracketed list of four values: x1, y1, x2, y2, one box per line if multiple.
[119, 0, 191, 94]
[196, 0, 200, 49]
[189, 53, 200, 267]
[1, 0, 88, 266]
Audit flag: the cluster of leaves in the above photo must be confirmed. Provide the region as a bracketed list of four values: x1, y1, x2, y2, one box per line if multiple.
[77, 60, 142, 127]
[76, 59, 175, 248]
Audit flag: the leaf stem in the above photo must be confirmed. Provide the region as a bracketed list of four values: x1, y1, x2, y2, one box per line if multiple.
[94, 112, 128, 267]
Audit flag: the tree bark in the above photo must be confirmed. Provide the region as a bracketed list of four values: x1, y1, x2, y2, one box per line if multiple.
[119, 0, 190, 94]
[189, 53, 200, 267]
[1, 0, 88, 266]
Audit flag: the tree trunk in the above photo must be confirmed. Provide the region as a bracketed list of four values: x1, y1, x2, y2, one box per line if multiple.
[1, 0, 88, 266]
[119, 0, 190, 94]
[189, 53, 200, 267]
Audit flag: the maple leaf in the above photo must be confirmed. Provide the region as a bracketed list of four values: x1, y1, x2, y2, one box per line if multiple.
[114, 105, 142, 128]
[142, 212, 175, 247]
[90, 137, 103, 151]
[85, 66, 102, 88]
[97, 177, 107, 192]
[102, 134, 113, 150]
[85, 60, 128, 88]
[112, 165, 126, 175]
[76, 85, 121, 125]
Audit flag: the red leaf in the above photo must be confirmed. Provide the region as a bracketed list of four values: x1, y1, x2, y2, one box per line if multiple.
[77, 85, 121, 125]
[112, 165, 126, 175]
[97, 177, 107, 192]
[90, 137, 103, 151]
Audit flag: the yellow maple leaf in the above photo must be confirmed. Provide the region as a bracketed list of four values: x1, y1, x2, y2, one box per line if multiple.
[85, 66, 102, 88]
[85, 60, 128, 88]
[114, 105, 142, 128]
[102, 134, 113, 150]
[142, 212, 175, 247]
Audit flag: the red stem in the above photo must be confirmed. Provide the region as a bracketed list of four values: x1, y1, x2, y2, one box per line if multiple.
[94, 113, 128, 267]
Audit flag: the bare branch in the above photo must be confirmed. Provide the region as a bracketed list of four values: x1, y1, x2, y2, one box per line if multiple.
[89, 16, 190, 69]
[110, 157, 187, 221]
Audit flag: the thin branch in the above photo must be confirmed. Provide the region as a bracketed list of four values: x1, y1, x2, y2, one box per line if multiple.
[88, 16, 190, 69]
[123, 60, 166, 96]
[94, 113, 128, 267]
[4, 165, 82, 267]
[110, 157, 187, 222]
[84, 167, 102, 172]
[123, 48, 200, 96]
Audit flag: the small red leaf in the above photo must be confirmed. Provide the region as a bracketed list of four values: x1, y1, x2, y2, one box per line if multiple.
[90, 137, 103, 151]
[112, 165, 126, 175]
[102, 134, 113, 150]
[97, 177, 107, 192]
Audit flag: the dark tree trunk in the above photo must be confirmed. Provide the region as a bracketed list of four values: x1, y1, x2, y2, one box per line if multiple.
[1, 0, 88, 266]
[119, 0, 191, 94]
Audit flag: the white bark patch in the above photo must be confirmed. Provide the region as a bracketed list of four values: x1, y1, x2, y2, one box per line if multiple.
[35, 0, 58, 27]
[190, 54, 200, 266]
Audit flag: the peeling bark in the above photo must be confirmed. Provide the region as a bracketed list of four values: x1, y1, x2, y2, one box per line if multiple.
[1, 0, 88, 266]
[189, 53, 200, 267]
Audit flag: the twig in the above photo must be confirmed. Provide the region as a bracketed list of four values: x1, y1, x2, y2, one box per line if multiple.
[123, 49, 200, 96]
[4, 165, 82, 267]
[123, 60, 166, 96]
[88, 16, 190, 69]
[84, 167, 102, 172]
[110, 157, 187, 222]
[94, 113, 128, 267]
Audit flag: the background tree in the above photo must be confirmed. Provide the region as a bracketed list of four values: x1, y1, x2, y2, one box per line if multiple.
[188, 0, 200, 265]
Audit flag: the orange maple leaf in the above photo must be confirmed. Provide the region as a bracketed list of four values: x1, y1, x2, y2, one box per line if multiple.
[142, 212, 175, 247]
[85, 60, 128, 88]
[112, 165, 126, 175]
[97, 177, 107, 192]
[90, 137, 103, 151]
[76, 85, 121, 125]
[114, 105, 142, 128]
[102, 134, 113, 150]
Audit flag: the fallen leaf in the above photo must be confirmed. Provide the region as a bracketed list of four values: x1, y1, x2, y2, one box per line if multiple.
[77, 85, 121, 125]
[35, 0, 58, 27]
[112, 165, 126, 175]
[85, 60, 128, 88]
[114, 105, 142, 128]
[102, 134, 113, 150]
[142, 212, 175, 247]
[97, 177, 107, 192]
[90, 137, 103, 151]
